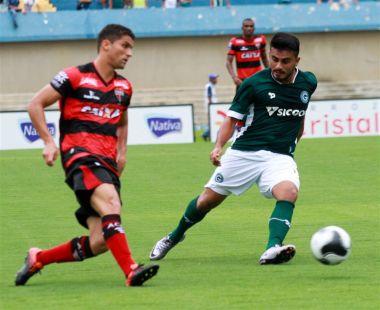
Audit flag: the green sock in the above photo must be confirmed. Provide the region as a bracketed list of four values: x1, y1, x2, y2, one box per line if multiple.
[169, 196, 207, 243]
[266, 200, 295, 249]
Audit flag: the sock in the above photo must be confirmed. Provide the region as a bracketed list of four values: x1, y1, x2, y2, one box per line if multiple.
[37, 236, 94, 266]
[102, 214, 136, 277]
[266, 200, 295, 249]
[169, 196, 208, 243]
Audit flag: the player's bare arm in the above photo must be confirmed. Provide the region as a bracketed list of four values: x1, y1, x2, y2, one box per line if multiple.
[27, 84, 61, 166]
[296, 117, 305, 143]
[210, 116, 238, 166]
[226, 55, 242, 86]
[116, 110, 128, 174]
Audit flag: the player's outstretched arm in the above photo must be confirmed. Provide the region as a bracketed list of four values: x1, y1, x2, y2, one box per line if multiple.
[27, 84, 61, 166]
[296, 117, 305, 143]
[210, 116, 238, 166]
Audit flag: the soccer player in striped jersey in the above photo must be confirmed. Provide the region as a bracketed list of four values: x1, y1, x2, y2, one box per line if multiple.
[226, 18, 269, 88]
[15, 24, 159, 287]
[150, 32, 317, 265]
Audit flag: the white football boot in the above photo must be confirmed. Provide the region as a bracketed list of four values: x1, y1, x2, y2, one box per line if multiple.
[259, 244, 296, 265]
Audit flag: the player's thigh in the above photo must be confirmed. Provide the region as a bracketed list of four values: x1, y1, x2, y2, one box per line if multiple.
[258, 152, 300, 198]
[205, 148, 262, 196]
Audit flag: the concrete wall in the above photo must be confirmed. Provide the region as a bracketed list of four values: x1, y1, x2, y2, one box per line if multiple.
[0, 30, 379, 95]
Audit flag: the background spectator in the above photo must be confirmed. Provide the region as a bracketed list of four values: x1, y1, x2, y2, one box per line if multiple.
[23, 0, 39, 14]
[162, 0, 177, 9]
[132, 0, 148, 8]
[8, 0, 20, 29]
[202, 73, 219, 141]
[100, 0, 113, 9]
[210, 0, 230, 7]
[179, 0, 191, 7]
[77, 0, 92, 10]
[123, 0, 133, 9]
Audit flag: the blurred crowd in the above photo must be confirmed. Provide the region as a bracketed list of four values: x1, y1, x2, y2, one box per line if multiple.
[0, 0, 362, 30]
[77, 0, 230, 10]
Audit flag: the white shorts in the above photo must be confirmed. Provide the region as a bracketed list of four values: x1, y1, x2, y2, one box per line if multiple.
[205, 148, 300, 198]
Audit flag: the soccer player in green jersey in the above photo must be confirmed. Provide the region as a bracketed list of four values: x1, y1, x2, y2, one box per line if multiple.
[150, 32, 317, 264]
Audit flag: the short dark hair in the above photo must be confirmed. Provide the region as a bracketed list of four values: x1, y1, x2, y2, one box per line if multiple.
[97, 24, 135, 51]
[242, 18, 254, 25]
[270, 32, 300, 56]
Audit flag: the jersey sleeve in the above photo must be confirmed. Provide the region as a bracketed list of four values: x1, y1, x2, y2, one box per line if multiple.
[304, 71, 318, 95]
[207, 85, 212, 98]
[227, 80, 255, 120]
[260, 35, 267, 52]
[124, 79, 133, 108]
[50, 68, 76, 97]
[227, 38, 236, 56]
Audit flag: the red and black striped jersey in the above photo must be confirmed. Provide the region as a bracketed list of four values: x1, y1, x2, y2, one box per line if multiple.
[227, 35, 267, 80]
[50, 62, 132, 174]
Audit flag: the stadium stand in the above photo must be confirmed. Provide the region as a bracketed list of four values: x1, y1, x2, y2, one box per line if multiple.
[41, 0, 374, 11]
[34, 0, 375, 11]
[4, 0, 374, 13]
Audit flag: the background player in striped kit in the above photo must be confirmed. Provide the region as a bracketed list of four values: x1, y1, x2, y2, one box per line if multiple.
[15, 24, 159, 287]
[150, 32, 317, 265]
[226, 18, 269, 88]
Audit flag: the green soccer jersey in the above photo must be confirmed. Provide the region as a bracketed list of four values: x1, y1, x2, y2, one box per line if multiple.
[228, 68, 317, 156]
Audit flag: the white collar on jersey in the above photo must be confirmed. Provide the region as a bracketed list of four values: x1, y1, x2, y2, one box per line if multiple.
[271, 67, 299, 85]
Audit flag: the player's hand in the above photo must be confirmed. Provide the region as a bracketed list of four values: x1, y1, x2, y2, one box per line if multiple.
[210, 146, 223, 166]
[116, 154, 127, 175]
[233, 76, 242, 87]
[42, 141, 58, 166]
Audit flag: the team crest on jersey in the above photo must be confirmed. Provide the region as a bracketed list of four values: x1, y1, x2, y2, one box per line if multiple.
[215, 173, 224, 183]
[300, 91, 309, 104]
[114, 89, 124, 103]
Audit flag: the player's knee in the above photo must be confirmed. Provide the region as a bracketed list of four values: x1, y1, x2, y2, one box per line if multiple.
[105, 195, 121, 214]
[286, 188, 298, 202]
[272, 182, 298, 202]
[96, 194, 122, 216]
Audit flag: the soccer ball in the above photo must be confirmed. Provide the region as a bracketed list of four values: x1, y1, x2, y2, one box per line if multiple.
[310, 226, 351, 265]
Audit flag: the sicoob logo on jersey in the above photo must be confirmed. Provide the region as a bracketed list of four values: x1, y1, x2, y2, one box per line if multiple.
[146, 115, 182, 137]
[266, 106, 306, 117]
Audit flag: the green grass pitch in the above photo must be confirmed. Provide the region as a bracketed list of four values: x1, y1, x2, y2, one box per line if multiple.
[0, 136, 379, 309]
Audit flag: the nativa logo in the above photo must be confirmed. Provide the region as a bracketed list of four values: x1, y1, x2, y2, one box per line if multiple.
[146, 115, 182, 138]
[19, 120, 56, 142]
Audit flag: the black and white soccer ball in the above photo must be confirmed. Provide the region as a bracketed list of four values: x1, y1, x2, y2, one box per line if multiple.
[310, 226, 351, 265]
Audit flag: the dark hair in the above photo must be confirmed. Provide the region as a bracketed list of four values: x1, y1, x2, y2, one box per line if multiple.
[97, 24, 135, 51]
[270, 32, 300, 56]
[242, 18, 254, 25]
